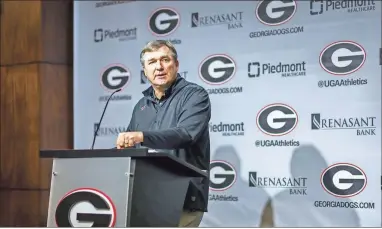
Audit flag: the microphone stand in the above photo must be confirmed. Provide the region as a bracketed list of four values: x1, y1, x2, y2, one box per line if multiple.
[91, 89, 121, 150]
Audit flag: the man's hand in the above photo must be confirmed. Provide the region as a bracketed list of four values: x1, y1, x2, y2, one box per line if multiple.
[116, 132, 144, 149]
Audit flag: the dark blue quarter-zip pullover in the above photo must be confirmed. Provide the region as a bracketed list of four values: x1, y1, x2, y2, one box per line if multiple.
[127, 74, 211, 212]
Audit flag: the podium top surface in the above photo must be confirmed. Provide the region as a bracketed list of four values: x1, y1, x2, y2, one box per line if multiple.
[41, 148, 148, 158]
[40, 148, 207, 178]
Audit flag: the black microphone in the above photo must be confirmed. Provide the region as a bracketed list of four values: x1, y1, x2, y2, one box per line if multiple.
[91, 89, 121, 150]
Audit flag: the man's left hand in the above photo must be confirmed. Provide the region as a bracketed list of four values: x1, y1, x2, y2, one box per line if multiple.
[116, 132, 144, 149]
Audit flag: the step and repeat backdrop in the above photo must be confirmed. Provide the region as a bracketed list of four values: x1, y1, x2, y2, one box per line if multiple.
[73, 0, 381, 227]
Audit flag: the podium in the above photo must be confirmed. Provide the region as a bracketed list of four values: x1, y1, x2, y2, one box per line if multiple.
[40, 148, 208, 227]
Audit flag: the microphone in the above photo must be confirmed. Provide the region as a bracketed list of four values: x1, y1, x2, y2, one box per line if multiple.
[91, 89, 121, 150]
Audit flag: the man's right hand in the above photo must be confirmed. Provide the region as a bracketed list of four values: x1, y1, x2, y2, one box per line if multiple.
[116, 132, 144, 149]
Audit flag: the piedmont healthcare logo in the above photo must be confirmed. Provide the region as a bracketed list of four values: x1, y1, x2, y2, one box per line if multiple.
[209, 160, 238, 202]
[249, 0, 304, 39]
[248, 60, 306, 78]
[314, 163, 374, 210]
[311, 113, 377, 136]
[317, 41, 367, 88]
[94, 27, 137, 43]
[255, 103, 300, 147]
[309, 0, 376, 15]
[209, 122, 245, 137]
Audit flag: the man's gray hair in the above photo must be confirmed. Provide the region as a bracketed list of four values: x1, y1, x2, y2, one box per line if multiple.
[140, 40, 178, 66]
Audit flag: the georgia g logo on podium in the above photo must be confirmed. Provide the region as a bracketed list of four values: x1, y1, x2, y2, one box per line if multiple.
[55, 188, 116, 227]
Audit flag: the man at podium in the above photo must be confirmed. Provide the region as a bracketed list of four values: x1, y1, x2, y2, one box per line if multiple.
[116, 40, 211, 227]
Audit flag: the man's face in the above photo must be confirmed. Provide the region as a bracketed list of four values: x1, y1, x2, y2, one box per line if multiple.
[143, 46, 179, 88]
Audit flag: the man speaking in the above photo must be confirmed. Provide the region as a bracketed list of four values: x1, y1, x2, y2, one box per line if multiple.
[116, 40, 211, 227]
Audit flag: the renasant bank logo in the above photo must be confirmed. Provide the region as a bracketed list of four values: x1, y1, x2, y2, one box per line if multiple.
[249, 172, 308, 195]
[191, 11, 243, 30]
[94, 123, 128, 136]
[311, 113, 376, 136]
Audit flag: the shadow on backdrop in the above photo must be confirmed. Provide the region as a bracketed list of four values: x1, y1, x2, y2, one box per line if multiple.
[199, 145, 273, 227]
[266, 144, 361, 227]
